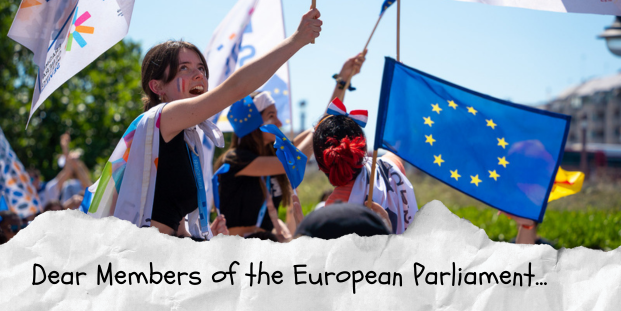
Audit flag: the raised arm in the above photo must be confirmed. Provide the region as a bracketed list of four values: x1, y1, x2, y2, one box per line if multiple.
[327, 50, 366, 107]
[160, 9, 322, 141]
[237, 128, 314, 177]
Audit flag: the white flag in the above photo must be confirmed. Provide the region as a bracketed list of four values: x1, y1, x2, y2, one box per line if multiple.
[205, 0, 292, 132]
[8, 0, 135, 125]
[456, 0, 621, 15]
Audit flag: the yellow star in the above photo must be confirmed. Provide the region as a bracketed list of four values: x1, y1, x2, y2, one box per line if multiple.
[292, 166, 295, 169]
[280, 146, 284, 150]
[423, 116, 434, 127]
[497, 137, 509, 149]
[448, 100, 458, 109]
[244, 118, 248, 121]
[489, 170, 500, 181]
[498, 157, 509, 168]
[470, 175, 482, 186]
[431, 103, 442, 114]
[297, 156, 301, 160]
[234, 119, 237, 122]
[249, 109, 252, 112]
[486, 119, 496, 129]
[283, 138, 287, 141]
[450, 169, 461, 181]
[433, 154, 444, 167]
[467, 107, 477, 115]
[425, 134, 436, 146]
[248, 114, 251, 118]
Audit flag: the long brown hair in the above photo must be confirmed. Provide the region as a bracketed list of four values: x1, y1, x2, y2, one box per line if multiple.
[140, 40, 209, 112]
[215, 118, 292, 208]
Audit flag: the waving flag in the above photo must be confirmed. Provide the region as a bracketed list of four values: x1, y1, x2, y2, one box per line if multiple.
[380, 0, 395, 15]
[8, 0, 135, 124]
[205, 0, 292, 132]
[260, 124, 307, 189]
[548, 167, 584, 202]
[455, 0, 620, 16]
[0, 127, 41, 218]
[375, 57, 570, 222]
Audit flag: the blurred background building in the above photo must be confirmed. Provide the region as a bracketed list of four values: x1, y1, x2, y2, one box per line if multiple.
[540, 73, 621, 181]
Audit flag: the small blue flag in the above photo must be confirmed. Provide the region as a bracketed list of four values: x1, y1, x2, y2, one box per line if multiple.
[375, 57, 570, 222]
[260, 124, 307, 189]
[211, 163, 230, 214]
[380, 0, 395, 15]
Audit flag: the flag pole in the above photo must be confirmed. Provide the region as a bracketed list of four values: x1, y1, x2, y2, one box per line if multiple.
[341, 14, 382, 102]
[366, 0, 400, 210]
[311, 0, 316, 44]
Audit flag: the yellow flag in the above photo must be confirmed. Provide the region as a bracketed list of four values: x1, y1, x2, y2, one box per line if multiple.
[548, 167, 584, 202]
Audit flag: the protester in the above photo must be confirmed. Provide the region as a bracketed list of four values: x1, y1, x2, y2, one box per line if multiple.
[0, 210, 24, 244]
[312, 53, 419, 234]
[214, 92, 314, 240]
[294, 202, 391, 240]
[42, 200, 64, 213]
[85, 9, 322, 240]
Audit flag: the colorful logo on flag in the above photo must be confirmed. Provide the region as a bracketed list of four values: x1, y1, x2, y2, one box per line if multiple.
[66, 7, 95, 51]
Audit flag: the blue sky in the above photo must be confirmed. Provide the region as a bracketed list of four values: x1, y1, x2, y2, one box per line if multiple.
[126, 0, 620, 141]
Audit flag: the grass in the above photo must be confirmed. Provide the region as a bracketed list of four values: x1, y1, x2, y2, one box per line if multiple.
[282, 166, 621, 250]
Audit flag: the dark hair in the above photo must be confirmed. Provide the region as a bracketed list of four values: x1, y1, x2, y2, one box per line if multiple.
[313, 115, 367, 187]
[43, 200, 64, 212]
[141, 40, 209, 111]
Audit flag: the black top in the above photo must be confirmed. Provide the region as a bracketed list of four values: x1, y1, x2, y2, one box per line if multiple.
[151, 131, 198, 232]
[218, 149, 282, 232]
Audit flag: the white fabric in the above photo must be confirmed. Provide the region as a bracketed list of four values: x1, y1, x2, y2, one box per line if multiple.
[88, 103, 223, 240]
[206, 0, 292, 133]
[348, 158, 417, 234]
[253, 91, 276, 112]
[456, 0, 620, 15]
[39, 178, 60, 208]
[8, 0, 135, 123]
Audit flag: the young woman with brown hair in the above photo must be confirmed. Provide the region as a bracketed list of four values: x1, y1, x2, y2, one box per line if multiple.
[214, 92, 314, 240]
[86, 9, 322, 240]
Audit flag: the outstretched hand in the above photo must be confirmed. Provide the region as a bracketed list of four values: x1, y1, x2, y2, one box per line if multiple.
[294, 8, 322, 46]
[339, 50, 367, 79]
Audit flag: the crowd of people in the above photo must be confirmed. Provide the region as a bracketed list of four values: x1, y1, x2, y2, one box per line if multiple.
[1, 8, 538, 245]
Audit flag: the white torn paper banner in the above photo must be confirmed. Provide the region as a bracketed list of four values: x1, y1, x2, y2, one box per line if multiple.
[0, 200, 620, 310]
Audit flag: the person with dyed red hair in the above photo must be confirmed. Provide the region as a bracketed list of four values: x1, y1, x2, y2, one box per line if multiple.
[312, 54, 418, 234]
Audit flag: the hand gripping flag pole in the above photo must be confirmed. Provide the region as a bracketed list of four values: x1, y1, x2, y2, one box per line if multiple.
[366, 0, 399, 210]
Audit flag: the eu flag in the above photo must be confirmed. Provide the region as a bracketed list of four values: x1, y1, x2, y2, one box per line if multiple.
[380, 0, 395, 15]
[375, 57, 570, 222]
[260, 124, 307, 189]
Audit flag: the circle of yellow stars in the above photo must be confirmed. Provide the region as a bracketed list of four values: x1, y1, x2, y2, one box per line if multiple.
[423, 99, 510, 187]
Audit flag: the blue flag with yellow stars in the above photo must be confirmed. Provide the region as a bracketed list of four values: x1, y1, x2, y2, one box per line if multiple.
[380, 0, 395, 15]
[260, 124, 307, 189]
[375, 57, 570, 222]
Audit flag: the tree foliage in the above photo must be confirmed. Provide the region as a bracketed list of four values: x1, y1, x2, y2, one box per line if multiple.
[0, 0, 144, 181]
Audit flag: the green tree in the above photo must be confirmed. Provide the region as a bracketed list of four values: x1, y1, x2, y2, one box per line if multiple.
[1, 0, 144, 181]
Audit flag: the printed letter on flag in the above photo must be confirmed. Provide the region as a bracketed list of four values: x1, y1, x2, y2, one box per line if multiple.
[8, 0, 136, 124]
[375, 57, 570, 222]
[205, 0, 292, 132]
[455, 0, 620, 16]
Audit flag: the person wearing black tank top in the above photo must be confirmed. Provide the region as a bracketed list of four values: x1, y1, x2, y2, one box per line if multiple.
[126, 9, 322, 237]
[214, 92, 315, 241]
